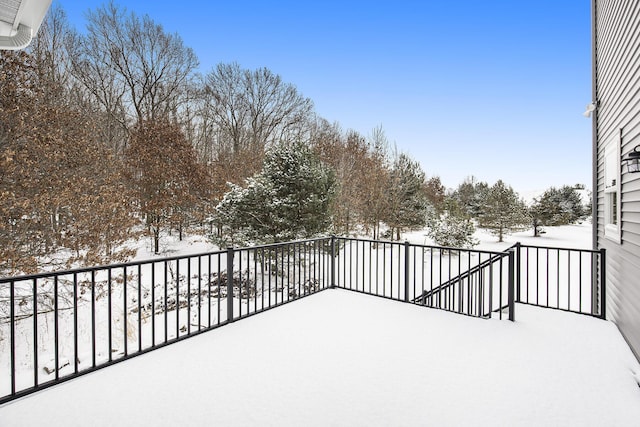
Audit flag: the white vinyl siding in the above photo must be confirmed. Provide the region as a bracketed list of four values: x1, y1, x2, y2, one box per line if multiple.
[595, 0, 640, 359]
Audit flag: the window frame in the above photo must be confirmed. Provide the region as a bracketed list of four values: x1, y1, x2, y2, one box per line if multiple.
[603, 136, 621, 243]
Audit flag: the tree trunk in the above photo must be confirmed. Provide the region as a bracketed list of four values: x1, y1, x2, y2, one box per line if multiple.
[153, 227, 160, 254]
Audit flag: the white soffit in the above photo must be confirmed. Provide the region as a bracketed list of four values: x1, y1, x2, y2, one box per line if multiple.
[0, 0, 52, 50]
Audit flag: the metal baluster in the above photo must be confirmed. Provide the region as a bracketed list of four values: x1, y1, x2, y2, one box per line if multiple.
[208, 254, 212, 328]
[151, 263, 155, 346]
[73, 273, 78, 373]
[164, 262, 168, 343]
[91, 271, 96, 367]
[33, 278, 38, 386]
[124, 267, 128, 356]
[198, 256, 202, 331]
[54, 276, 59, 379]
[579, 252, 583, 313]
[175, 261, 180, 338]
[188, 258, 192, 334]
[10, 280, 16, 394]
[138, 264, 142, 352]
[108, 269, 113, 361]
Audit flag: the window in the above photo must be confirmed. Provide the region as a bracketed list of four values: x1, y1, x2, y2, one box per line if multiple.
[604, 137, 621, 242]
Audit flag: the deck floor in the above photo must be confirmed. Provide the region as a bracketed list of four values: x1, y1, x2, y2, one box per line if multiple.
[1, 289, 639, 426]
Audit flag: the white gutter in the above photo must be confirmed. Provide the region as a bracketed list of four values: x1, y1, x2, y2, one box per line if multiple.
[0, 23, 33, 50]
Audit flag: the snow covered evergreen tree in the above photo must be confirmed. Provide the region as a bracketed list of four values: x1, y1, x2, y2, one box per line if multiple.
[215, 141, 336, 245]
[426, 199, 478, 248]
[479, 180, 529, 242]
[529, 185, 589, 236]
[384, 153, 430, 240]
[450, 176, 490, 219]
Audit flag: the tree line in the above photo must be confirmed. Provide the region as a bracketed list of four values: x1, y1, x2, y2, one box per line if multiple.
[0, 3, 590, 276]
[443, 178, 590, 246]
[0, 3, 439, 274]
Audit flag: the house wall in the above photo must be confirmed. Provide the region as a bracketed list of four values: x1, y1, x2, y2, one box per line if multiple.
[594, 0, 640, 358]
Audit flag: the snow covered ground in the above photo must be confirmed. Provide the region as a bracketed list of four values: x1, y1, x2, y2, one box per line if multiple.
[405, 221, 593, 251]
[130, 219, 593, 262]
[1, 289, 638, 426]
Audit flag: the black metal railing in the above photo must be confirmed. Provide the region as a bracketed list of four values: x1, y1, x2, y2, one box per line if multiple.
[0, 236, 606, 404]
[332, 237, 514, 319]
[514, 243, 606, 318]
[412, 247, 514, 314]
[0, 238, 332, 405]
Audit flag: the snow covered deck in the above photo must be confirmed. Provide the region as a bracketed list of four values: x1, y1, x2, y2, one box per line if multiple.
[1, 289, 639, 426]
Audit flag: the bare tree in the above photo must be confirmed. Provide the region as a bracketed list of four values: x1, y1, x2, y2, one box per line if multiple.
[66, 25, 129, 154]
[203, 63, 249, 155]
[202, 62, 314, 184]
[70, 2, 198, 134]
[244, 66, 314, 147]
[360, 126, 391, 239]
[27, 4, 72, 106]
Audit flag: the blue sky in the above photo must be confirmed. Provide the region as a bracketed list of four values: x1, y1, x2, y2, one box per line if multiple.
[58, 0, 592, 195]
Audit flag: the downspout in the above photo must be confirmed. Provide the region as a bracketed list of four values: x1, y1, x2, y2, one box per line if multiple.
[591, 0, 598, 252]
[0, 24, 33, 50]
[590, 0, 603, 318]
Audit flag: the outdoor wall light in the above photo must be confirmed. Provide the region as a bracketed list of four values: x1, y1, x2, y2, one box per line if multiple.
[582, 103, 597, 118]
[623, 145, 640, 174]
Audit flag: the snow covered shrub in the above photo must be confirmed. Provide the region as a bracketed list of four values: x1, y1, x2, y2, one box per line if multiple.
[426, 210, 478, 249]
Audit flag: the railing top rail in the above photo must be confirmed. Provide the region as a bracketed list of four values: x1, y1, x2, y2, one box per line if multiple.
[414, 248, 511, 302]
[335, 236, 404, 245]
[0, 235, 599, 283]
[0, 236, 334, 283]
[517, 244, 600, 254]
[234, 236, 331, 251]
[335, 236, 507, 257]
[0, 249, 220, 283]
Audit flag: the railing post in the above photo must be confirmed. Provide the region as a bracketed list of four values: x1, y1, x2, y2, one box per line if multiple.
[508, 248, 515, 321]
[330, 236, 336, 288]
[515, 242, 521, 303]
[404, 241, 410, 302]
[227, 246, 235, 323]
[9, 281, 15, 396]
[599, 248, 606, 319]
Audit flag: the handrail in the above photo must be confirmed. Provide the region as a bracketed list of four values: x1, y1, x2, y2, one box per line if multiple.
[0, 237, 332, 283]
[413, 244, 517, 305]
[518, 243, 600, 253]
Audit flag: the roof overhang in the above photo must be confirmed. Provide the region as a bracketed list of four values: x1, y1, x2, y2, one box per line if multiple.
[0, 0, 52, 50]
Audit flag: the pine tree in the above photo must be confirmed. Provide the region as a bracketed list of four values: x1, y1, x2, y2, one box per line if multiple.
[426, 199, 478, 248]
[479, 180, 529, 242]
[215, 141, 336, 245]
[450, 176, 490, 218]
[530, 185, 589, 236]
[384, 153, 430, 240]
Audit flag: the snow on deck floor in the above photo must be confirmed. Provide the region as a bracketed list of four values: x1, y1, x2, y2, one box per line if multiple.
[1, 289, 640, 426]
